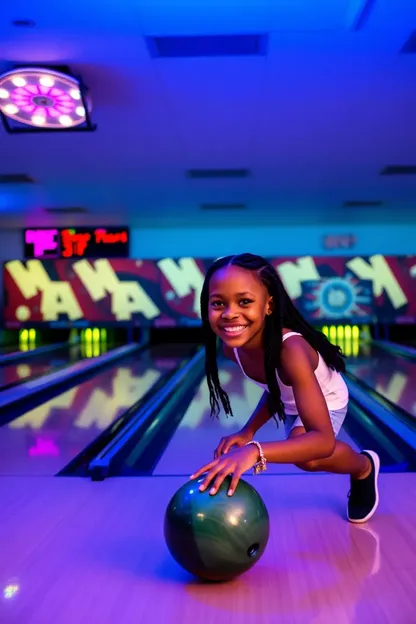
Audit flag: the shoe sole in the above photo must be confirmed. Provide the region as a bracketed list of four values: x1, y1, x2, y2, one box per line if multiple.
[348, 450, 380, 524]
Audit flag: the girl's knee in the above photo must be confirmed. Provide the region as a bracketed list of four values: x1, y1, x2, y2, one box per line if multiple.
[295, 459, 322, 472]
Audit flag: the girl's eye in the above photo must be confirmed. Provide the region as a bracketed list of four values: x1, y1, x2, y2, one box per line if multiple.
[210, 299, 253, 308]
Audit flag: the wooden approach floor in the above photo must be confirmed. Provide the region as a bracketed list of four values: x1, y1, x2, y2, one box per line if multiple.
[1, 473, 415, 624]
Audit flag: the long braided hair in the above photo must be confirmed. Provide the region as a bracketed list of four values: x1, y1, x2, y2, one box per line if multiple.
[200, 253, 346, 423]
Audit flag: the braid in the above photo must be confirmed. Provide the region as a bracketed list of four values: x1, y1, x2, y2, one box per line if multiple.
[200, 253, 346, 423]
[262, 314, 284, 424]
[204, 326, 233, 418]
[200, 258, 234, 418]
[261, 278, 285, 423]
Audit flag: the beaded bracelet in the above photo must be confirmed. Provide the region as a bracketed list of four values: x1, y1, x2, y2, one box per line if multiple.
[245, 440, 267, 474]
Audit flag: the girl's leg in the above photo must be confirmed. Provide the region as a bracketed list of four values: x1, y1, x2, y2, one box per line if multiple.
[289, 427, 371, 479]
[289, 427, 380, 523]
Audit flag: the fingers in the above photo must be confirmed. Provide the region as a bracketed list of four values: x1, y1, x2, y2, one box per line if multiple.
[214, 437, 228, 459]
[198, 459, 233, 494]
[228, 469, 243, 496]
[191, 459, 240, 497]
[190, 460, 216, 481]
[198, 464, 222, 493]
[222, 440, 238, 455]
[214, 436, 240, 459]
[209, 469, 231, 496]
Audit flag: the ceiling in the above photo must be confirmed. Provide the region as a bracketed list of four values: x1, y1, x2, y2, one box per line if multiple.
[0, 0, 416, 228]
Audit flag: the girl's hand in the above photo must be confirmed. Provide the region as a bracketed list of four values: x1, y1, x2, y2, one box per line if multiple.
[190, 445, 259, 496]
[214, 428, 253, 458]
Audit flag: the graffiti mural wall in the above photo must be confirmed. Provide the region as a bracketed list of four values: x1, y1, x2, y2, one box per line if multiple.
[3, 255, 416, 327]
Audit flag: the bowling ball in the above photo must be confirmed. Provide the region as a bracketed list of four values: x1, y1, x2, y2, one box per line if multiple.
[164, 475, 270, 582]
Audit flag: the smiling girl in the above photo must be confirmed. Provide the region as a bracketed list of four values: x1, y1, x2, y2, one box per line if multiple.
[191, 253, 380, 524]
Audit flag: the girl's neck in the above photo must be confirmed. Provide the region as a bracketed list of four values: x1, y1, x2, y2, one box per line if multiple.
[239, 344, 263, 358]
[238, 326, 293, 356]
[238, 328, 264, 353]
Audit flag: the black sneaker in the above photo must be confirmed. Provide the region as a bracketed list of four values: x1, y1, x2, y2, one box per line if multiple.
[347, 450, 380, 523]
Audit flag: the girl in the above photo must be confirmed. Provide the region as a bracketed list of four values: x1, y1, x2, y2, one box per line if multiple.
[191, 253, 380, 524]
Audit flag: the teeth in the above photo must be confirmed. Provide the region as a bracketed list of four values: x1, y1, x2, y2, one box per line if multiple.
[223, 326, 246, 333]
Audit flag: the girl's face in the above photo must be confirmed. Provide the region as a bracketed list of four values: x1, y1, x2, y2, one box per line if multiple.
[208, 265, 273, 349]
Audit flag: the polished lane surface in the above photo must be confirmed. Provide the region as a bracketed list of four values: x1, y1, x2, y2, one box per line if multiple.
[347, 343, 416, 417]
[0, 344, 192, 476]
[0, 345, 92, 391]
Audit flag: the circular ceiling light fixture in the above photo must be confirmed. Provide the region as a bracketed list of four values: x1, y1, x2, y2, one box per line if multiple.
[0, 66, 94, 132]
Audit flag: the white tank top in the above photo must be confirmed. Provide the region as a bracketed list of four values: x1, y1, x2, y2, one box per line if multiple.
[233, 332, 349, 415]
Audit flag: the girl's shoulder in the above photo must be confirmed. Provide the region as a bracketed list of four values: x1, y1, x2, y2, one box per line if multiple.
[281, 329, 305, 349]
[280, 331, 318, 375]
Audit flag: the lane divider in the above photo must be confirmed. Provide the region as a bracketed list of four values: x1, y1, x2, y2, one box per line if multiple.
[374, 340, 416, 360]
[344, 376, 416, 451]
[57, 361, 186, 476]
[347, 400, 411, 466]
[88, 348, 205, 480]
[0, 343, 143, 411]
[0, 341, 70, 365]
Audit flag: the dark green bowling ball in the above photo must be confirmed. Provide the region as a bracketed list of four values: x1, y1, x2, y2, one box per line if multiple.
[164, 476, 270, 582]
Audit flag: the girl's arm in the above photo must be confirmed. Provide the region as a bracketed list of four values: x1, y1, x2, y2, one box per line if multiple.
[260, 338, 336, 464]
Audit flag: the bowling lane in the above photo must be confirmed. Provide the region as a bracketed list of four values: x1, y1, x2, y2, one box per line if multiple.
[347, 343, 416, 418]
[0, 345, 85, 391]
[154, 359, 359, 476]
[0, 344, 193, 476]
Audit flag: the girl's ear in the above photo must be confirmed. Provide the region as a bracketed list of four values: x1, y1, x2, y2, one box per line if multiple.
[267, 297, 274, 315]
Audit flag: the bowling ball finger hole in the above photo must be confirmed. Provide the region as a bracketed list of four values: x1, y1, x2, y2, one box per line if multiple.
[247, 543, 260, 558]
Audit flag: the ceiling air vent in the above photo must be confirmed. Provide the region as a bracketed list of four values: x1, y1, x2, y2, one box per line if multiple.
[0, 173, 35, 184]
[343, 200, 384, 208]
[43, 207, 88, 214]
[187, 168, 250, 179]
[147, 34, 268, 59]
[200, 203, 246, 211]
[380, 165, 416, 176]
[12, 19, 36, 28]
